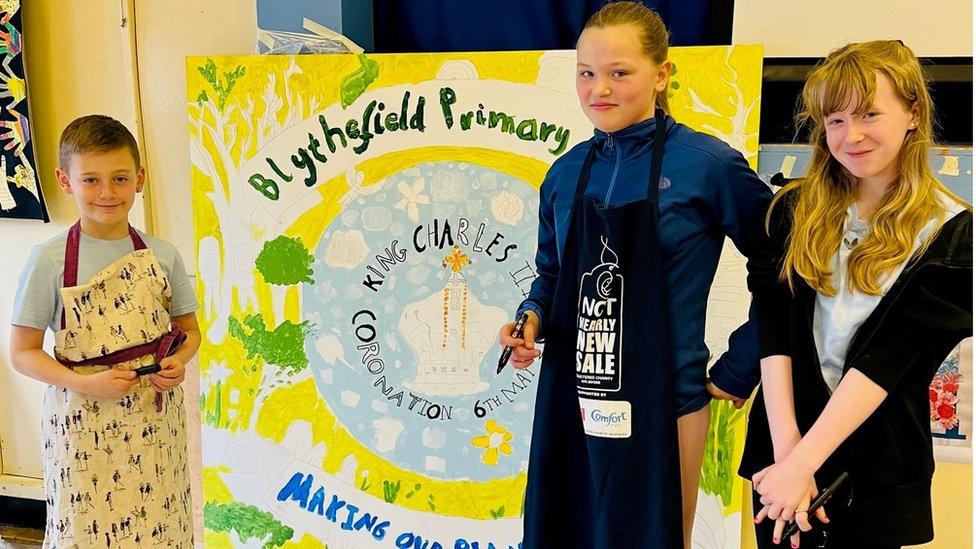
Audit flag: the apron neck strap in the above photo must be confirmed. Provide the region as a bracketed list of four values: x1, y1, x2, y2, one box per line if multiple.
[62, 221, 83, 294]
[573, 145, 599, 202]
[61, 221, 148, 329]
[573, 109, 669, 203]
[646, 109, 667, 201]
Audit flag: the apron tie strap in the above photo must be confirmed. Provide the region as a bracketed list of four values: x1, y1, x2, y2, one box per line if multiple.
[59, 324, 187, 413]
[152, 325, 187, 412]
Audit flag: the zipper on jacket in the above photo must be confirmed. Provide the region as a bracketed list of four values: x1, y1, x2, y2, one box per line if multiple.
[603, 133, 621, 206]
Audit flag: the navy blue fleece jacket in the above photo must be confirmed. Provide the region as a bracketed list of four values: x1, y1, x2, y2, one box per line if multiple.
[518, 115, 771, 415]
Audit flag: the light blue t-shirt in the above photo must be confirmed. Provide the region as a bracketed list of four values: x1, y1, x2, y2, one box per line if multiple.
[11, 228, 198, 333]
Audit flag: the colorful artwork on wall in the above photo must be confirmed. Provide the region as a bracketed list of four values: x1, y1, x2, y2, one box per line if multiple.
[930, 339, 972, 462]
[0, 0, 46, 222]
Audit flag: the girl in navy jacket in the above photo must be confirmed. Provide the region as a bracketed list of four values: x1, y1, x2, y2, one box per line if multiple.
[498, 3, 771, 546]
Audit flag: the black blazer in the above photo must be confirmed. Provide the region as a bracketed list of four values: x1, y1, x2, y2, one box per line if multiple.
[739, 186, 973, 546]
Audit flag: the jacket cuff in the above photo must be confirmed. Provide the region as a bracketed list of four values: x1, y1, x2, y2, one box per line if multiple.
[708, 358, 756, 400]
[516, 302, 545, 341]
[758, 336, 792, 360]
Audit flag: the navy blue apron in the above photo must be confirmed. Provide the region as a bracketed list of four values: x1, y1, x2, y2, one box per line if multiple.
[523, 110, 682, 548]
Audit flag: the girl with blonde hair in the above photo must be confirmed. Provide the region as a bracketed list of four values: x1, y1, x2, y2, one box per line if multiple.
[740, 40, 972, 548]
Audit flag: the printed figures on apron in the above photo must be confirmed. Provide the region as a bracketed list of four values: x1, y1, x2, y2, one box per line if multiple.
[524, 110, 683, 548]
[42, 221, 193, 548]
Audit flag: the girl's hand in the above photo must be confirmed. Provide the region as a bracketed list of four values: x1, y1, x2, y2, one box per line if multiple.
[78, 368, 138, 399]
[753, 456, 816, 521]
[148, 357, 186, 392]
[753, 457, 827, 546]
[755, 482, 828, 547]
[759, 432, 811, 549]
[497, 311, 541, 369]
[705, 380, 746, 408]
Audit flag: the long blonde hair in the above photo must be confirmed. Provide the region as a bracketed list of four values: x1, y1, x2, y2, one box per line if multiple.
[583, 1, 671, 114]
[773, 40, 969, 295]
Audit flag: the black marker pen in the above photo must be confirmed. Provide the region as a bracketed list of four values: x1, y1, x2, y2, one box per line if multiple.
[497, 312, 530, 374]
[782, 471, 849, 539]
[134, 364, 162, 376]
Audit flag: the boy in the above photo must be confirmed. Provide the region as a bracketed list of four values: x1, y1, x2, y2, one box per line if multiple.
[9, 115, 200, 547]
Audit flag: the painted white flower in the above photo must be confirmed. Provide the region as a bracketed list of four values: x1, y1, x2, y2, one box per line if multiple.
[206, 360, 232, 385]
[336, 454, 359, 485]
[431, 170, 460, 201]
[325, 230, 369, 268]
[260, 74, 284, 136]
[340, 390, 361, 407]
[284, 57, 302, 80]
[395, 177, 430, 222]
[346, 162, 365, 188]
[491, 190, 524, 226]
[422, 426, 447, 449]
[425, 455, 447, 473]
[436, 59, 479, 80]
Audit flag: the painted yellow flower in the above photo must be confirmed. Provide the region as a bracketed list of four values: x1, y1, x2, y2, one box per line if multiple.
[470, 420, 513, 466]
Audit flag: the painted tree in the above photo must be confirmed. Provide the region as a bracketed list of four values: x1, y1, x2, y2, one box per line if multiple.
[228, 313, 312, 375]
[203, 501, 294, 548]
[256, 235, 315, 285]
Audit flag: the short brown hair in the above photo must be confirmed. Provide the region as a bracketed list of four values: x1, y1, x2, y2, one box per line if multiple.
[583, 1, 671, 113]
[58, 115, 141, 171]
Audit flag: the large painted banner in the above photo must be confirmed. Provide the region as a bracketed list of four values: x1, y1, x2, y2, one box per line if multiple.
[189, 47, 762, 548]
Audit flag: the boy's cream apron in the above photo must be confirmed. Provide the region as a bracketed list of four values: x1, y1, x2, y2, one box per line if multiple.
[42, 222, 192, 548]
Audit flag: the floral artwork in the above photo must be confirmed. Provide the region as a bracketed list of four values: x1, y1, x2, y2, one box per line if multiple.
[471, 420, 514, 466]
[931, 338, 972, 462]
[932, 370, 961, 431]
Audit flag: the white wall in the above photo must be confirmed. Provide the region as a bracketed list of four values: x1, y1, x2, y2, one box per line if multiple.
[134, 1, 257, 269]
[733, 0, 972, 57]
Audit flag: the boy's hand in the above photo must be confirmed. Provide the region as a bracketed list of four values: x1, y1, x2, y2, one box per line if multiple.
[148, 357, 186, 393]
[78, 368, 138, 399]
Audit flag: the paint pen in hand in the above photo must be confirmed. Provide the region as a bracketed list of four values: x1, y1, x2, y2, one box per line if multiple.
[497, 312, 530, 374]
[782, 471, 849, 538]
[134, 364, 162, 376]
